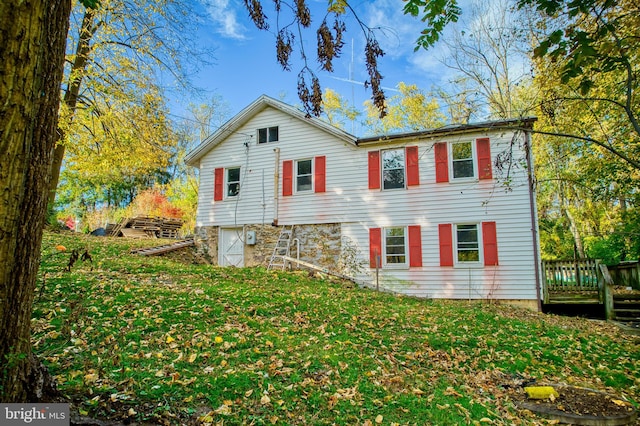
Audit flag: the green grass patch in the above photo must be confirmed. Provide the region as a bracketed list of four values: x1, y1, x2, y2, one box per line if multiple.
[33, 231, 639, 424]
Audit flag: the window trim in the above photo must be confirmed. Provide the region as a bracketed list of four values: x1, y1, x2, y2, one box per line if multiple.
[226, 166, 241, 198]
[383, 226, 408, 268]
[453, 223, 482, 266]
[449, 140, 477, 181]
[295, 158, 313, 193]
[257, 126, 279, 144]
[381, 148, 406, 190]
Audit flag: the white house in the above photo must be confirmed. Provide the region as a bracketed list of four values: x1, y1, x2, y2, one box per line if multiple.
[185, 95, 541, 310]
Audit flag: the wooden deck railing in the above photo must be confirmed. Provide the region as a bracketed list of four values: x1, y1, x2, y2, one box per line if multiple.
[542, 259, 600, 292]
[542, 258, 616, 319]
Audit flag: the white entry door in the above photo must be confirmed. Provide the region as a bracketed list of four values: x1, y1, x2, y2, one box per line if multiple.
[219, 228, 244, 267]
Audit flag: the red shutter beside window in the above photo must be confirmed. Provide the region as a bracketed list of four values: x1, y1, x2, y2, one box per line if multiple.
[406, 146, 420, 186]
[476, 138, 492, 180]
[369, 228, 382, 268]
[214, 168, 224, 201]
[438, 223, 454, 266]
[434, 143, 449, 183]
[368, 151, 381, 189]
[282, 160, 293, 196]
[314, 156, 326, 193]
[408, 225, 423, 267]
[482, 221, 499, 266]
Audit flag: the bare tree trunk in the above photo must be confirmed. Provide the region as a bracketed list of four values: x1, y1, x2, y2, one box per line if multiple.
[0, 0, 72, 401]
[565, 207, 585, 259]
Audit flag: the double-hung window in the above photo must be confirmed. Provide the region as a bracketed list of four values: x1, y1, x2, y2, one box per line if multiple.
[282, 156, 326, 196]
[455, 224, 480, 262]
[368, 147, 419, 190]
[370, 225, 423, 268]
[258, 126, 279, 144]
[435, 138, 492, 183]
[382, 149, 405, 189]
[438, 221, 498, 266]
[451, 141, 474, 179]
[296, 159, 313, 192]
[384, 227, 407, 265]
[227, 167, 240, 197]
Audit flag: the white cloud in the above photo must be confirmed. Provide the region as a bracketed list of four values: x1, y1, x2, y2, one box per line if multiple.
[206, 0, 248, 40]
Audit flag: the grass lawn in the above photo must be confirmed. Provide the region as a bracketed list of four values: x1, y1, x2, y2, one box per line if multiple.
[33, 231, 639, 425]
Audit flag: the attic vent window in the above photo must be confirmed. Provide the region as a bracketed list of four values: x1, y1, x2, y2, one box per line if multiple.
[258, 126, 279, 144]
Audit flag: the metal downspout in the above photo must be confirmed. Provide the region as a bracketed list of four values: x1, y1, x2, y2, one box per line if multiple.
[273, 148, 280, 226]
[525, 130, 543, 311]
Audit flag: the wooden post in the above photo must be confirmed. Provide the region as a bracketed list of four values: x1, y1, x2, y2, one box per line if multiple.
[542, 260, 549, 304]
[598, 262, 615, 320]
[375, 250, 380, 291]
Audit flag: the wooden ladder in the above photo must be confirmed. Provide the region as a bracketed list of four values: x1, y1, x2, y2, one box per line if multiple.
[267, 225, 294, 270]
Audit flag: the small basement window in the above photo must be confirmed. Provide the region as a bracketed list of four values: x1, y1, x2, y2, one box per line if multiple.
[258, 126, 279, 144]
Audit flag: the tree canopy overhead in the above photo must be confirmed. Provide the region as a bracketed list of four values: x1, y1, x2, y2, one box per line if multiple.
[243, 0, 465, 118]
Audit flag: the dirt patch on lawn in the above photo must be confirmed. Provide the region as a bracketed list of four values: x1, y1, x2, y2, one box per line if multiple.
[514, 385, 637, 423]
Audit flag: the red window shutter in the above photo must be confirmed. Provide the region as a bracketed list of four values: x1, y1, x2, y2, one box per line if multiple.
[369, 228, 382, 268]
[214, 168, 224, 201]
[406, 146, 420, 186]
[314, 156, 326, 193]
[476, 138, 492, 180]
[482, 221, 499, 266]
[438, 223, 454, 266]
[408, 225, 423, 267]
[368, 151, 381, 189]
[282, 160, 293, 196]
[434, 143, 449, 183]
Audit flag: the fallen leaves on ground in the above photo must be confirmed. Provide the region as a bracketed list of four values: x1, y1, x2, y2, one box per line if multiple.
[33, 231, 639, 425]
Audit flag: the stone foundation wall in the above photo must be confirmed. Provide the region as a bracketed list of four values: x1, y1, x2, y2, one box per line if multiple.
[194, 225, 218, 263]
[194, 223, 342, 269]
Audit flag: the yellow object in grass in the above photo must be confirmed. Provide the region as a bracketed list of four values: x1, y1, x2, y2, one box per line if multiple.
[524, 386, 559, 400]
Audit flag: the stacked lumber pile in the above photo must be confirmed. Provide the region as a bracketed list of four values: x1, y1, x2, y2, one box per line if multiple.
[106, 216, 183, 238]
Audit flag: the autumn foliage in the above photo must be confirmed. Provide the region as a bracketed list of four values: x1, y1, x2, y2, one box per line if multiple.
[125, 188, 184, 219]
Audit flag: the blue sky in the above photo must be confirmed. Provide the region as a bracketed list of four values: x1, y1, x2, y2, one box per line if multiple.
[178, 0, 462, 122]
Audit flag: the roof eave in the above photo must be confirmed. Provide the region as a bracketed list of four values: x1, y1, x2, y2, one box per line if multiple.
[356, 117, 538, 146]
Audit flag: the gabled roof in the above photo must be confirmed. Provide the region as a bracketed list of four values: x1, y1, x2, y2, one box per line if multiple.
[185, 95, 358, 167]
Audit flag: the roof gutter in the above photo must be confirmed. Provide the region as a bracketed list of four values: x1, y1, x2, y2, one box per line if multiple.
[356, 117, 537, 146]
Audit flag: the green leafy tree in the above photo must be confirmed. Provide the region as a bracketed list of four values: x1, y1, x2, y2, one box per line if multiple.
[48, 0, 208, 207]
[363, 83, 446, 134]
[530, 0, 640, 261]
[320, 88, 361, 131]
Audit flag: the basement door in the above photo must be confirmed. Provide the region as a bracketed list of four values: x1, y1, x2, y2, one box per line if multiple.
[219, 228, 244, 267]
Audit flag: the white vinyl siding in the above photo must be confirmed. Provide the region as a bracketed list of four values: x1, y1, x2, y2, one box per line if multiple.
[193, 104, 539, 302]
